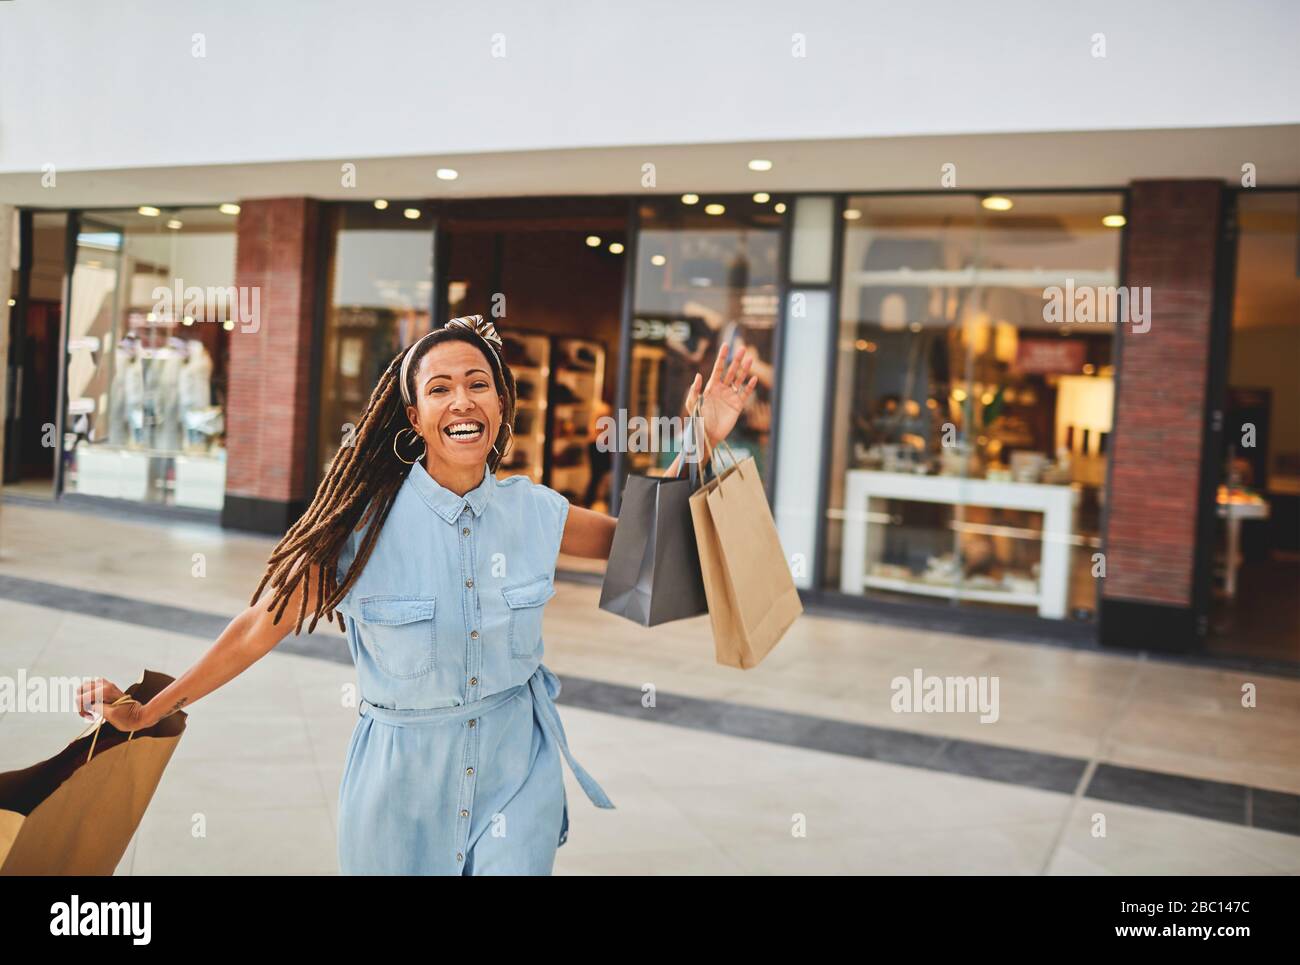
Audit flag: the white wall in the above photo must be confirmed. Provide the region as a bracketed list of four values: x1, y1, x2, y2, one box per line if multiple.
[1, 0, 1297, 175]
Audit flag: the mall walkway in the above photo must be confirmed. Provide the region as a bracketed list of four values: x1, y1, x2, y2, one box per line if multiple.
[1, 496, 1297, 875]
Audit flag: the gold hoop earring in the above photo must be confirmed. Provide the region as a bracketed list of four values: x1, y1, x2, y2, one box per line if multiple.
[392, 427, 426, 465]
[491, 424, 515, 463]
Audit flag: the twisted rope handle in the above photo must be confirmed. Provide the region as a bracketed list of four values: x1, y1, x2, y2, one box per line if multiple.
[76, 694, 144, 763]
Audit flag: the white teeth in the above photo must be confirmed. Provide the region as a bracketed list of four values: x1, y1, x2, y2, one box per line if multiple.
[445, 421, 483, 438]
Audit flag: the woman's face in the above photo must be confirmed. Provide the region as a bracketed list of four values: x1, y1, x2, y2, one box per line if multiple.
[405, 340, 503, 472]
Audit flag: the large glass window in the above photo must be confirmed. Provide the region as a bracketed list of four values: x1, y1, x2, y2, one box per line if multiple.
[826, 193, 1124, 621]
[316, 202, 434, 478]
[63, 207, 237, 509]
[629, 195, 786, 480]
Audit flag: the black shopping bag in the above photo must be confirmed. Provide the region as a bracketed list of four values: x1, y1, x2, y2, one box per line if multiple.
[598, 431, 710, 626]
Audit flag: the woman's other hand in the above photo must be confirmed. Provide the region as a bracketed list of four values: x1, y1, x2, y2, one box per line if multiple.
[76, 677, 151, 732]
[682, 341, 758, 447]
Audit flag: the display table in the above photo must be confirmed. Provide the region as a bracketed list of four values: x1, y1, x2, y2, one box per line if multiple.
[839, 469, 1079, 618]
[1217, 487, 1270, 599]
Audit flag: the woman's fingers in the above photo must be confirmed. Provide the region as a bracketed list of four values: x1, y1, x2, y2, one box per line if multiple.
[722, 345, 746, 386]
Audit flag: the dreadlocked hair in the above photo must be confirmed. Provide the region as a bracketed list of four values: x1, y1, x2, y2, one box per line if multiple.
[249, 325, 518, 636]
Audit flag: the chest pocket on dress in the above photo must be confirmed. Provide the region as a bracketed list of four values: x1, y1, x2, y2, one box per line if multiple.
[502, 574, 556, 658]
[358, 595, 437, 678]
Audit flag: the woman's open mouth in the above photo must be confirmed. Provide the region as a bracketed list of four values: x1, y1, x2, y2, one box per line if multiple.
[443, 419, 486, 444]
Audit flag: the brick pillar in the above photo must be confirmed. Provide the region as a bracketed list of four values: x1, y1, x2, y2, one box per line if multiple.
[221, 198, 321, 534]
[1099, 180, 1225, 650]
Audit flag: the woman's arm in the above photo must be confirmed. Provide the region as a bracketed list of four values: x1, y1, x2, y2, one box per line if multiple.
[77, 564, 326, 731]
[559, 343, 757, 562]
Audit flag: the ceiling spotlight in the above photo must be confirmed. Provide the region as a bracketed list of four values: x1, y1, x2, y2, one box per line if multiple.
[752, 192, 770, 203]
[1102, 214, 1126, 228]
[981, 196, 1013, 211]
[403, 208, 421, 220]
[681, 194, 699, 205]
[843, 209, 862, 220]
[436, 168, 459, 180]
[218, 203, 240, 215]
[586, 235, 602, 247]
[650, 254, 666, 266]
[773, 202, 787, 214]
[182, 315, 194, 325]
[748, 159, 773, 172]
[374, 199, 389, 210]
[704, 203, 725, 216]
[138, 206, 161, 217]
[223, 319, 235, 331]
[166, 219, 183, 230]
[608, 242, 624, 254]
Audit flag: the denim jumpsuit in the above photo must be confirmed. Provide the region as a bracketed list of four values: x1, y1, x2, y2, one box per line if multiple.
[333, 460, 614, 875]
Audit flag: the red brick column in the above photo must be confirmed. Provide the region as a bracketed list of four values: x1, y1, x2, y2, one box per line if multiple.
[222, 197, 321, 533]
[1100, 180, 1224, 648]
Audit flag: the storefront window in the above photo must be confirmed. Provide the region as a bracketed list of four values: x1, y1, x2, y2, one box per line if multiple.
[63, 207, 236, 509]
[316, 202, 434, 477]
[825, 193, 1124, 620]
[630, 195, 786, 480]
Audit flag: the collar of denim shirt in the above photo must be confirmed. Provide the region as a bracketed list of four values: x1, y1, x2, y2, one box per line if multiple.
[407, 459, 495, 523]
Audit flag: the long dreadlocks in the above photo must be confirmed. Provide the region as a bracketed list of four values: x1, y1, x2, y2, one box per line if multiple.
[249, 325, 517, 636]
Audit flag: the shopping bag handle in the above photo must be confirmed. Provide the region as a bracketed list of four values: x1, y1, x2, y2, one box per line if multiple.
[76, 694, 144, 763]
[682, 397, 743, 493]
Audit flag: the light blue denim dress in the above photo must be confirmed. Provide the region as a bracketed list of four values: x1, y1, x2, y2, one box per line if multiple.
[332, 460, 614, 875]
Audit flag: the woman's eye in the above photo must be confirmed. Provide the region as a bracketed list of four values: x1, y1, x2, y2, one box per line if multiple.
[472, 381, 489, 389]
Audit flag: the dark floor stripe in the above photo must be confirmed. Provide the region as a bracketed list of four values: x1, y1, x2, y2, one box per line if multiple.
[2, 572, 1297, 837]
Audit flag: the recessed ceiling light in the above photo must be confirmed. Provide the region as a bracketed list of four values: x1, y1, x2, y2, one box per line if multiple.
[403, 208, 421, 220]
[681, 194, 700, 205]
[1102, 214, 1126, 228]
[6, 298, 14, 307]
[138, 206, 160, 217]
[773, 202, 787, 214]
[374, 199, 389, 210]
[704, 203, 725, 216]
[981, 196, 1013, 211]
[843, 209, 862, 220]
[650, 254, 666, 266]
[436, 168, 458, 180]
[166, 219, 183, 230]
[586, 235, 601, 247]
[608, 242, 625, 254]
[223, 319, 235, 331]
[748, 159, 773, 172]
[182, 316, 194, 325]
[218, 203, 240, 215]
[752, 192, 770, 203]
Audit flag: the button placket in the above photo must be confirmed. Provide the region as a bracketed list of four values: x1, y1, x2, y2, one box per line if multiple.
[460, 506, 482, 703]
[455, 713, 480, 866]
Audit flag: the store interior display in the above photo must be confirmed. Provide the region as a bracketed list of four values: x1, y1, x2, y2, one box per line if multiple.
[497, 332, 550, 484]
[547, 337, 606, 504]
[828, 193, 1125, 619]
[62, 207, 234, 510]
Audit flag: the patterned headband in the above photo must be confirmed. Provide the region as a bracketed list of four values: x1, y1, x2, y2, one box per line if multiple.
[399, 315, 505, 406]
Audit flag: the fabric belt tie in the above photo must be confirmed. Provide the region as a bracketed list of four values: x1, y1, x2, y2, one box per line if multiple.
[358, 663, 614, 810]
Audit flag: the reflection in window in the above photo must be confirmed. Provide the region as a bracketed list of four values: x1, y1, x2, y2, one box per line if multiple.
[316, 203, 433, 478]
[827, 193, 1124, 620]
[630, 195, 785, 480]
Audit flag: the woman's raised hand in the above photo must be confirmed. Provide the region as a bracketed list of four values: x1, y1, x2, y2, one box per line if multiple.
[683, 341, 758, 447]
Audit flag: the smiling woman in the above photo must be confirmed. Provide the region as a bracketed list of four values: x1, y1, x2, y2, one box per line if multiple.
[79, 312, 755, 876]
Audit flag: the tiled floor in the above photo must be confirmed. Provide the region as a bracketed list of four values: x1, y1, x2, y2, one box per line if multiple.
[1, 496, 1297, 875]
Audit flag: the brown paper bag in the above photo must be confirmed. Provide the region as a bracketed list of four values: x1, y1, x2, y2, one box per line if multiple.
[0, 669, 187, 875]
[689, 446, 803, 668]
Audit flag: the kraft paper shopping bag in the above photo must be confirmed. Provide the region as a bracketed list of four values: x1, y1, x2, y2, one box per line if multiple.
[689, 446, 803, 668]
[0, 669, 187, 875]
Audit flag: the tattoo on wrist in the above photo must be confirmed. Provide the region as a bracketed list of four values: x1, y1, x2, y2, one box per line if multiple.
[165, 697, 188, 719]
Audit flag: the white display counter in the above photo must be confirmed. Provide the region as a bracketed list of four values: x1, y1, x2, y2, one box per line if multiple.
[839, 469, 1079, 618]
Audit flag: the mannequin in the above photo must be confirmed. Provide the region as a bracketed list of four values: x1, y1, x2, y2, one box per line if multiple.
[111, 337, 146, 448]
[151, 337, 186, 452]
[179, 340, 215, 452]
